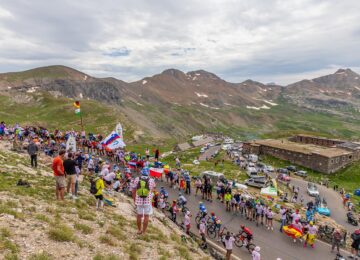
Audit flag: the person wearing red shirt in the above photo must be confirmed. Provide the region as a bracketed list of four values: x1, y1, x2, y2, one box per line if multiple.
[52, 150, 66, 200]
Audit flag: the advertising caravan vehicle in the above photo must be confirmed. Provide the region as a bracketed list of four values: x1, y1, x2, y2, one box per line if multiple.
[245, 176, 269, 188]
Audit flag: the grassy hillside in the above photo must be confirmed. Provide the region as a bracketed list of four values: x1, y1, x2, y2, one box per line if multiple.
[0, 92, 135, 138]
[0, 143, 210, 260]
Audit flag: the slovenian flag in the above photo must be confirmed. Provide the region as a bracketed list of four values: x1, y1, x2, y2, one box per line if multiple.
[101, 131, 120, 146]
[149, 167, 164, 178]
[74, 101, 81, 116]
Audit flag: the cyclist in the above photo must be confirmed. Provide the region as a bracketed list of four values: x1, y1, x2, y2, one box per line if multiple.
[210, 212, 222, 241]
[240, 224, 253, 245]
[160, 186, 169, 200]
[177, 192, 187, 209]
[199, 201, 207, 219]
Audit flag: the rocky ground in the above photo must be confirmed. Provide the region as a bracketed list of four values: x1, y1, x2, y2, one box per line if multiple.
[0, 141, 211, 260]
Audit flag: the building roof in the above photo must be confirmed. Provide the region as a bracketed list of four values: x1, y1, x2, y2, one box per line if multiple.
[293, 134, 344, 143]
[336, 142, 360, 151]
[176, 142, 192, 151]
[192, 137, 214, 147]
[252, 139, 352, 158]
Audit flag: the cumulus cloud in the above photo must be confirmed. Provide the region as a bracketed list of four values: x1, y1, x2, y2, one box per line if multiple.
[0, 0, 359, 84]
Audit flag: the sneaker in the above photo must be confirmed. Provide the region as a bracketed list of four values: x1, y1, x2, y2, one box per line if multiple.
[271, 227, 274, 231]
[267, 227, 270, 230]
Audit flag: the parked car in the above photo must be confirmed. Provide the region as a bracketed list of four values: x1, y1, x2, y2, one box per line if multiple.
[248, 162, 255, 167]
[264, 165, 274, 172]
[277, 173, 291, 182]
[245, 176, 269, 188]
[200, 171, 224, 183]
[247, 167, 259, 177]
[200, 147, 206, 153]
[248, 154, 258, 163]
[224, 138, 234, 144]
[287, 165, 297, 172]
[256, 162, 265, 168]
[222, 144, 232, 150]
[278, 168, 289, 174]
[307, 183, 320, 196]
[295, 170, 307, 177]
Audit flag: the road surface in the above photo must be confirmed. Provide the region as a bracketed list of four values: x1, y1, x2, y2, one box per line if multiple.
[160, 178, 351, 260]
[288, 175, 356, 232]
[199, 145, 221, 161]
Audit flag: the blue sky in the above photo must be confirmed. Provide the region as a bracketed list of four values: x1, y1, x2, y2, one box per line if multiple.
[0, 0, 359, 84]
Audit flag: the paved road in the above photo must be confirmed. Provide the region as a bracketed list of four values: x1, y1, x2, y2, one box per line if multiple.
[199, 145, 221, 161]
[159, 179, 351, 260]
[288, 175, 356, 232]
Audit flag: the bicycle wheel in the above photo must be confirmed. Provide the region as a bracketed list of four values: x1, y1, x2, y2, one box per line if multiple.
[234, 235, 244, 248]
[207, 225, 217, 239]
[247, 243, 256, 253]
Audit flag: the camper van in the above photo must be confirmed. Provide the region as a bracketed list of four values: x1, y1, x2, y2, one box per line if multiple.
[245, 176, 268, 188]
[248, 154, 258, 163]
[200, 171, 225, 183]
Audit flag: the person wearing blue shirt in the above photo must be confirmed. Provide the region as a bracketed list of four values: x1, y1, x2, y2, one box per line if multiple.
[199, 202, 207, 219]
[184, 173, 191, 194]
[160, 187, 169, 199]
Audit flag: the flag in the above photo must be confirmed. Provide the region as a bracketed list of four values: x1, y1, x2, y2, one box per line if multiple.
[66, 135, 76, 152]
[149, 167, 164, 179]
[107, 139, 126, 149]
[101, 131, 120, 146]
[73, 101, 81, 116]
[115, 123, 123, 139]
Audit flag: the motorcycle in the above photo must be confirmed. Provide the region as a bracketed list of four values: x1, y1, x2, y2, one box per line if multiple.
[347, 212, 359, 226]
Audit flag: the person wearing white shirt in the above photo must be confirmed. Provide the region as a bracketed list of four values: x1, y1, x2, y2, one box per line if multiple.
[224, 232, 235, 260]
[252, 246, 261, 260]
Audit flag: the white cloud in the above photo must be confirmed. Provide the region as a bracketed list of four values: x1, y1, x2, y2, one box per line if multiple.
[0, 0, 359, 84]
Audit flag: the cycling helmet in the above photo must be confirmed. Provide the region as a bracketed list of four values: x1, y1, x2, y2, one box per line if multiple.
[199, 201, 203, 205]
[178, 192, 182, 196]
[161, 186, 164, 189]
[211, 212, 215, 216]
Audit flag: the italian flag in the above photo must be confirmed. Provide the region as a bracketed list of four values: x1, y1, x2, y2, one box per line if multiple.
[74, 101, 81, 116]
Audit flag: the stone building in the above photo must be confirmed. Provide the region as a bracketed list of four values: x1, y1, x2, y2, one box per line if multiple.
[243, 138, 356, 174]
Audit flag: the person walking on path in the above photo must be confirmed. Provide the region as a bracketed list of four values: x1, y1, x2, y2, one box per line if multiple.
[224, 232, 235, 260]
[350, 229, 360, 259]
[132, 168, 155, 235]
[252, 246, 261, 260]
[52, 150, 66, 200]
[331, 229, 342, 254]
[27, 140, 38, 168]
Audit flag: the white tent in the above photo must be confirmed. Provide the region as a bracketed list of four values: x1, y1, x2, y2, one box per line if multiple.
[261, 186, 278, 197]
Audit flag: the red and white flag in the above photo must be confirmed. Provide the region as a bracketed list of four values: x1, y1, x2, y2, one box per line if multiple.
[149, 167, 164, 179]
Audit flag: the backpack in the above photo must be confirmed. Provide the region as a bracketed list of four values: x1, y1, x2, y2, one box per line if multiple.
[136, 176, 150, 198]
[90, 179, 98, 194]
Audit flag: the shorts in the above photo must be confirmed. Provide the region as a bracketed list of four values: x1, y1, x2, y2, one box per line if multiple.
[351, 242, 360, 249]
[105, 180, 112, 185]
[66, 174, 76, 184]
[95, 194, 103, 200]
[136, 204, 153, 215]
[55, 176, 66, 188]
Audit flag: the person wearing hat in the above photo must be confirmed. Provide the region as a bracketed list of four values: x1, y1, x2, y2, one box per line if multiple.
[184, 211, 192, 235]
[350, 229, 360, 259]
[132, 168, 155, 235]
[304, 221, 317, 248]
[252, 246, 261, 260]
[94, 173, 105, 210]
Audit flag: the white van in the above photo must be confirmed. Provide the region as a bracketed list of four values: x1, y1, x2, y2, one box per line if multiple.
[248, 154, 258, 163]
[200, 171, 225, 183]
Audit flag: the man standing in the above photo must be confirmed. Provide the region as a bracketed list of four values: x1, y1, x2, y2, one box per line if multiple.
[27, 140, 38, 168]
[52, 150, 66, 200]
[224, 232, 235, 260]
[279, 206, 287, 232]
[350, 229, 360, 259]
[132, 169, 155, 235]
[63, 152, 77, 199]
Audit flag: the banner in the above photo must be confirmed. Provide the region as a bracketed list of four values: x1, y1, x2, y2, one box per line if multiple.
[149, 167, 164, 178]
[66, 135, 76, 152]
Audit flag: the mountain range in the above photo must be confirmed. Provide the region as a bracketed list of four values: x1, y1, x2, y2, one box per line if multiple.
[1, 65, 360, 141]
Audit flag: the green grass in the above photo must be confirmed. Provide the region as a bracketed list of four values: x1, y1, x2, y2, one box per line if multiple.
[78, 210, 95, 221]
[126, 243, 142, 260]
[48, 225, 75, 242]
[29, 252, 54, 260]
[93, 253, 121, 260]
[106, 227, 125, 240]
[99, 236, 117, 247]
[74, 223, 93, 234]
